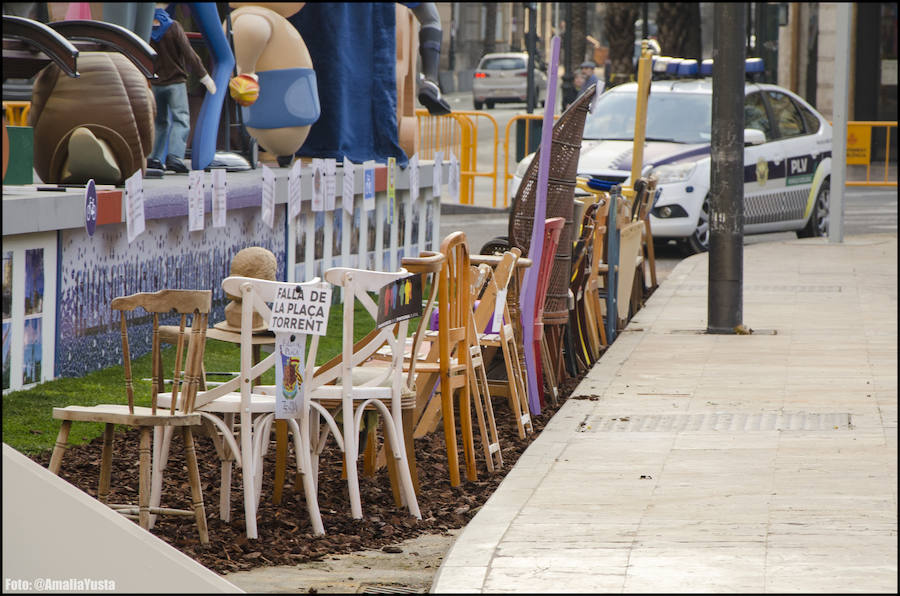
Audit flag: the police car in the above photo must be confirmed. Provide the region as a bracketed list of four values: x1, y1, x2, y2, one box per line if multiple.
[512, 58, 832, 254]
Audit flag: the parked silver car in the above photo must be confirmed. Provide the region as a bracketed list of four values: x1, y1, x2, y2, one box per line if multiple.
[472, 52, 547, 110]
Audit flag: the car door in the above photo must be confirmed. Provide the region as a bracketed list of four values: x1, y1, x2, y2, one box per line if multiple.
[763, 89, 820, 230]
[742, 90, 786, 233]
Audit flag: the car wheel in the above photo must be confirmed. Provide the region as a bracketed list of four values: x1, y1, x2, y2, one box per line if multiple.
[683, 195, 711, 255]
[797, 177, 829, 238]
[479, 236, 510, 256]
[485, 100, 495, 109]
[474, 100, 483, 110]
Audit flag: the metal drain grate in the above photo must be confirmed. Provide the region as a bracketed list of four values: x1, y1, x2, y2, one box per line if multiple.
[581, 412, 852, 432]
[356, 584, 426, 594]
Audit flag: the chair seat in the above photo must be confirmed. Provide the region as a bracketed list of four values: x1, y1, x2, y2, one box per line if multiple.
[52, 404, 201, 427]
[157, 391, 276, 414]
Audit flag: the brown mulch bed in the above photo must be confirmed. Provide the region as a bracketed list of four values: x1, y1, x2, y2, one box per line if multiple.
[30, 371, 585, 575]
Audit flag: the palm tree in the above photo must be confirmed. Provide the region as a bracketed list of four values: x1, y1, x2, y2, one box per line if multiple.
[656, 3, 702, 62]
[571, 4, 588, 66]
[605, 3, 638, 87]
[484, 2, 497, 55]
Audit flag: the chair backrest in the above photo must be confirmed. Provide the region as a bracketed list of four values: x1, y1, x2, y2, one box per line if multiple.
[438, 232, 474, 366]
[472, 249, 520, 335]
[535, 218, 565, 327]
[319, 267, 412, 393]
[110, 289, 211, 415]
[588, 194, 612, 288]
[400, 251, 446, 387]
[198, 276, 324, 411]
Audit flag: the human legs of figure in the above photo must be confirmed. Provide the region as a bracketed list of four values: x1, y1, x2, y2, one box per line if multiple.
[150, 83, 190, 171]
[411, 3, 451, 116]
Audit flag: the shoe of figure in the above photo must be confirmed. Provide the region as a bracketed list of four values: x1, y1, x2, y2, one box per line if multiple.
[147, 157, 164, 170]
[165, 154, 189, 173]
[418, 79, 451, 116]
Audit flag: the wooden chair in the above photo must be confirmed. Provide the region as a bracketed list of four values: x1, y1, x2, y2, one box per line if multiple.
[306, 267, 422, 522]
[582, 191, 611, 359]
[473, 249, 534, 440]
[49, 290, 211, 544]
[534, 217, 565, 408]
[569, 201, 601, 370]
[410, 232, 479, 486]
[465, 262, 504, 472]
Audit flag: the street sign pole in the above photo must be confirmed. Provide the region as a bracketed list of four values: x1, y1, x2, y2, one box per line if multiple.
[708, 3, 746, 334]
[829, 3, 852, 243]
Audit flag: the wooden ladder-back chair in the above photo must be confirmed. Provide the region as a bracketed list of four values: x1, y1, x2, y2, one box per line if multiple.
[534, 217, 565, 407]
[409, 232, 478, 486]
[472, 248, 534, 440]
[306, 267, 422, 523]
[466, 262, 504, 473]
[509, 85, 597, 392]
[49, 290, 211, 544]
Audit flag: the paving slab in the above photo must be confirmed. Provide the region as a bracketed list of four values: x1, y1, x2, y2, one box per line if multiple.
[432, 235, 898, 594]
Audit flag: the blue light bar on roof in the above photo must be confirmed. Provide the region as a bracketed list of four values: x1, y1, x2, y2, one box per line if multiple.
[696, 58, 765, 76]
[677, 59, 698, 76]
[665, 58, 683, 75]
[745, 57, 765, 73]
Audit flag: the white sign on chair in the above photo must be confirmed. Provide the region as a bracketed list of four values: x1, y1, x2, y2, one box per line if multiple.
[269, 283, 332, 335]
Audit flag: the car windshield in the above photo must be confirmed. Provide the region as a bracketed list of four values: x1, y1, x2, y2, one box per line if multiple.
[583, 90, 713, 144]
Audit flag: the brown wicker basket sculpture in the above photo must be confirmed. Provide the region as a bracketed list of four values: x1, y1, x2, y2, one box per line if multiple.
[508, 84, 597, 325]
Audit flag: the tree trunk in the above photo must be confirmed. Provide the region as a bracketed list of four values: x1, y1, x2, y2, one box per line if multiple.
[656, 3, 702, 62]
[604, 3, 638, 86]
[484, 2, 497, 55]
[571, 3, 588, 65]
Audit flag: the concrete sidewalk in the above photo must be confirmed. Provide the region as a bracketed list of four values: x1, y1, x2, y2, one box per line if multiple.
[432, 234, 898, 593]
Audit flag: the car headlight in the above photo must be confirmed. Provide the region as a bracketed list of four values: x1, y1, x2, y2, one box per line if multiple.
[650, 162, 697, 184]
[515, 153, 535, 179]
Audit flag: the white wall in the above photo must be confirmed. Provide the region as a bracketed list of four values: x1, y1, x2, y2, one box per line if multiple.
[2, 444, 242, 593]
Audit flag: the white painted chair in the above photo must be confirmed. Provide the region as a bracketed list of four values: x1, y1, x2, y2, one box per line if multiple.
[153, 276, 329, 539]
[305, 267, 422, 522]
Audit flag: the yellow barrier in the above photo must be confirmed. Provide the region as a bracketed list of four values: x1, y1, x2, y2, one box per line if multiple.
[845, 121, 897, 187]
[3, 101, 31, 126]
[416, 109, 500, 206]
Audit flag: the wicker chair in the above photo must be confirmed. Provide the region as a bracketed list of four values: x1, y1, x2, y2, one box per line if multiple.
[508, 84, 597, 390]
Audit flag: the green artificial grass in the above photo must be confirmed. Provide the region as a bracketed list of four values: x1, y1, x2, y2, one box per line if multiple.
[2, 298, 417, 456]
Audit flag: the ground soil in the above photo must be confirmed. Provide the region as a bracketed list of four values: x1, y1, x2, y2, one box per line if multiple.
[31, 368, 585, 579]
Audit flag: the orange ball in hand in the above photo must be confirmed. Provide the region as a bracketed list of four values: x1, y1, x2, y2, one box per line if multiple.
[229, 74, 259, 107]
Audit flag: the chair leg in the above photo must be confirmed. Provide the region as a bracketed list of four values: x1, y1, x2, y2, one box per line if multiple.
[48, 420, 72, 474]
[273, 420, 288, 505]
[138, 427, 152, 530]
[439, 376, 461, 487]
[296, 416, 325, 535]
[98, 423, 115, 505]
[458, 381, 477, 482]
[384, 417, 404, 508]
[402, 408, 420, 495]
[506, 334, 533, 434]
[220, 413, 235, 522]
[182, 427, 210, 545]
[345, 403, 364, 519]
[149, 425, 174, 529]
[469, 350, 502, 472]
[240, 410, 258, 539]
